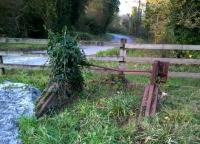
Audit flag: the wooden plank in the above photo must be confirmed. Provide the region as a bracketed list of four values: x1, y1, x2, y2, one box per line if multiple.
[119, 39, 127, 76]
[126, 57, 200, 65]
[0, 38, 48, 44]
[0, 56, 5, 74]
[90, 68, 200, 78]
[0, 51, 47, 56]
[0, 64, 48, 70]
[87, 56, 200, 65]
[126, 44, 200, 51]
[87, 56, 123, 62]
[90, 67, 149, 75]
[0, 38, 119, 46]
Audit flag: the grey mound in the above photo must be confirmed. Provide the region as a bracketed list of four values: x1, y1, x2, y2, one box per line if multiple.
[0, 82, 41, 144]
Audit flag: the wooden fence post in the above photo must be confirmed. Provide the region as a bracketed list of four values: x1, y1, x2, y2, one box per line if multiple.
[0, 56, 5, 75]
[119, 38, 127, 80]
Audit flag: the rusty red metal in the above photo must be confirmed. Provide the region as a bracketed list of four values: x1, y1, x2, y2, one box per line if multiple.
[90, 64, 151, 74]
[145, 85, 155, 117]
[139, 61, 169, 119]
[150, 86, 159, 117]
[158, 62, 169, 83]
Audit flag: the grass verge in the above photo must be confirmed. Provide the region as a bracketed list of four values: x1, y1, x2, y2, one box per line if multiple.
[0, 69, 199, 143]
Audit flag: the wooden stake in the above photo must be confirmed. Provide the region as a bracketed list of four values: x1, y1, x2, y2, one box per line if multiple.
[0, 56, 5, 75]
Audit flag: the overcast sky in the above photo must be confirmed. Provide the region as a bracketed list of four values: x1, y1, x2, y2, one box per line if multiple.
[119, 0, 146, 15]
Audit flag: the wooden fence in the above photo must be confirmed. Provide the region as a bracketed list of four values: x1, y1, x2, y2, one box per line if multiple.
[0, 37, 114, 46]
[87, 40, 200, 78]
[0, 40, 200, 78]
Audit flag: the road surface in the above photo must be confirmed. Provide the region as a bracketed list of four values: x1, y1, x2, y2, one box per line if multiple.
[108, 33, 134, 43]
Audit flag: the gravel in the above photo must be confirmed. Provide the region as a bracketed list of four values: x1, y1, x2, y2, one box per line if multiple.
[0, 82, 41, 144]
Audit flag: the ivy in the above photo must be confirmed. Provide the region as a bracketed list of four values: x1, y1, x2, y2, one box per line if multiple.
[48, 30, 87, 94]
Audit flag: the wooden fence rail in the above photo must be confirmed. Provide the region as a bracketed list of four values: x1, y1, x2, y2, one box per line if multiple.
[126, 44, 200, 51]
[0, 39, 200, 78]
[0, 37, 119, 46]
[89, 39, 200, 78]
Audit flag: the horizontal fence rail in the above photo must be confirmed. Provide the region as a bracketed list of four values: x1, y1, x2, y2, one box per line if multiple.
[0, 51, 47, 57]
[0, 38, 48, 45]
[0, 37, 119, 46]
[0, 63, 200, 78]
[0, 38, 200, 78]
[88, 56, 200, 65]
[126, 44, 200, 51]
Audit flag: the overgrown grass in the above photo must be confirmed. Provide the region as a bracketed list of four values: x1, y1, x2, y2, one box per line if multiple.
[0, 69, 199, 143]
[0, 43, 47, 51]
[96, 48, 200, 59]
[0, 69, 49, 90]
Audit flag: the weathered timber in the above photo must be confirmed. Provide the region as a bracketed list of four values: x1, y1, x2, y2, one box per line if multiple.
[126, 44, 200, 51]
[87, 56, 122, 62]
[126, 57, 200, 65]
[0, 51, 47, 56]
[0, 56, 5, 75]
[0, 64, 48, 70]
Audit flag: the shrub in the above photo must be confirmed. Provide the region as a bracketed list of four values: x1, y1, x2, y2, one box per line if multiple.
[36, 30, 88, 117]
[48, 30, 87, 93]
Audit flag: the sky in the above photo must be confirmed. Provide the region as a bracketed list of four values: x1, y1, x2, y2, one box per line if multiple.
[119, 0, 146, 15]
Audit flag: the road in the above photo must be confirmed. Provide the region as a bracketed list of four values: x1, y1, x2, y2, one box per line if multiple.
[108, 33, 134, 43]
[2, 34, 134, 65]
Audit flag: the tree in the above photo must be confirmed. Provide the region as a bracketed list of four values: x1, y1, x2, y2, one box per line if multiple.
[144, 0, 170, 43]
[130, 6, 139, 34]
[24, 0, 88, 33]
[169, 0, 200, 44]
[0, 0, 89, 37]
[0, 0, 24, 37]
[85, 0, 120, 34]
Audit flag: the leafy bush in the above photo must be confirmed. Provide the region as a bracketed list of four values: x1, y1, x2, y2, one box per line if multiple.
[48, 30, 87, 94]
[35, 30, 88, 117]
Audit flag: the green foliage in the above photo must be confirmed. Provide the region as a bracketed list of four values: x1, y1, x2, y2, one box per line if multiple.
[47, 30, 87, 93]
[0, 0, 120, 37]
[0, 69, 49, 91]
[23, 0, 89, 34]
[108, 15, 128, 34]
[168, 0, 200, 57]
[96, 48, 119, 56]
[144, 0, 171, 43]
[0, 0, 24, 37]
[84, 0, 120, 34]
[169, 0, 200, 44]
[0, 0, 89, 37]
